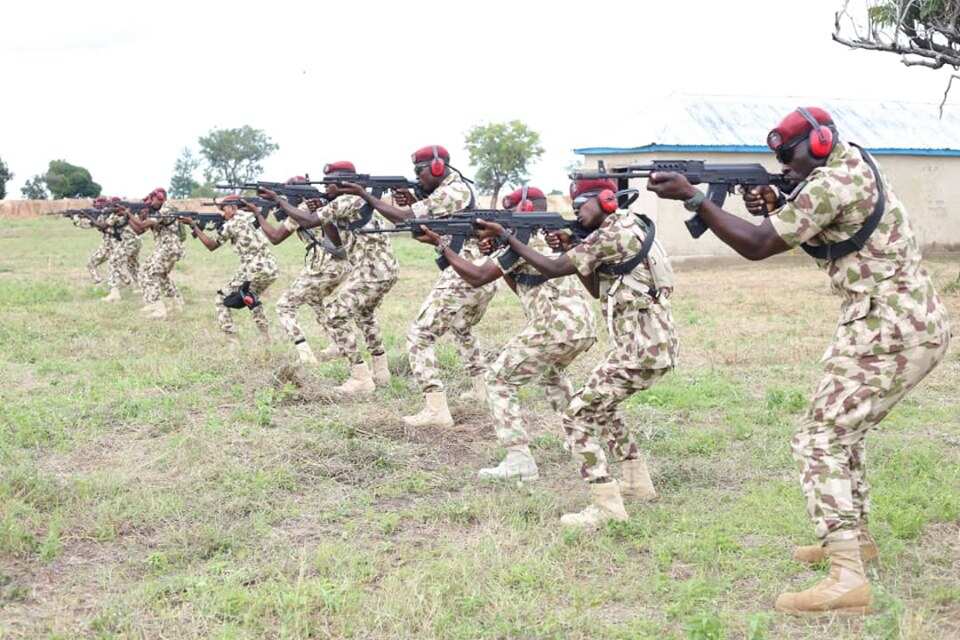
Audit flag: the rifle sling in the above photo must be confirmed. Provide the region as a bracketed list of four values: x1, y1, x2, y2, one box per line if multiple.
[800, 144, 885, 261]
[596, 214, 656, 276]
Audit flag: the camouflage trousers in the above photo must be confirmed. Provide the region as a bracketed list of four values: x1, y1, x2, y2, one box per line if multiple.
[106, 232, 141, 290]
[793, 337, 949, 543]
[407, 281, 497, 393]
[565, 358, 672, 483]
[142, 244, 184, 304]
[87, 236, 113, 282]
[277, 261, 349, 345]
[325, 274, 398, 365]
[217, 268, 277, 335]
[486, 335, 596, 448]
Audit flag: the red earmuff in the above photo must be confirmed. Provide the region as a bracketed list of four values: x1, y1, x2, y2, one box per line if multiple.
[797, 107, 834, 159]
[430, 145, 445, 177]
[597, 189, 618, 214]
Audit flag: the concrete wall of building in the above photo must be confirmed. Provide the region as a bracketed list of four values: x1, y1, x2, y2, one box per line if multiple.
[580, 151, 960, 258]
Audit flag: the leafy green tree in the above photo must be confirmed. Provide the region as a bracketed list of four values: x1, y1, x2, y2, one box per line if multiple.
[464, 121, 544, 208]
[834, 1, 960, 111]
[190, 182, 217, 198]
[21, 175, 49, 199]
[170, 148, 201, 199]
[44, 160, 101, 199]
[0, 156, 13, 200]
[198, 126, 278, 186]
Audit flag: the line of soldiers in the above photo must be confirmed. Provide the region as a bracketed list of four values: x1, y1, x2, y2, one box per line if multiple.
[62, 107, 950, 617]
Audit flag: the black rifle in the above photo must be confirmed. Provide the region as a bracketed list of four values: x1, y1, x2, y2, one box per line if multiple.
[312, 173, 423, 196]
[202, 197, 290, 223]
[158, 211, 228, 231]
[216, 181, 327, 203]
[44, 207, 110, 218]
[572, 160, 793, 238]
[360, 210, 590, 269]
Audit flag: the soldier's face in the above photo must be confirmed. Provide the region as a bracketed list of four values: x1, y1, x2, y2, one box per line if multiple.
[416, 164, 442, 192]
[222, 205, 237, 219]
[577, 199, 605, 229]
[781, 141, 821, 182]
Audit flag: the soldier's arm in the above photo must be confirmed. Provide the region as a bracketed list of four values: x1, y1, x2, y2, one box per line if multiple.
[336, 182, 414, 223]
[647, 172, 788, 261]
[183, 221, 220, 251]
[254, 209, 293, 244]
[415, 228, 502, 288]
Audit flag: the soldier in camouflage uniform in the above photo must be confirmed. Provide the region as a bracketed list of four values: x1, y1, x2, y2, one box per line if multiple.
[647, 107, 950, 616]
[100, 197, 143, 299]
[257, 166, 382, 395]
[485, 178, 678, 526]
[126, 188, 185, 319]
[339, 145, 496, 427]
[414, 186, 598, 481]
[71, 197, 113, 284]
[182, 195, 278, 338]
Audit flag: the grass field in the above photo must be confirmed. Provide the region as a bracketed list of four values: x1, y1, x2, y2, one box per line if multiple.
[1, 217, 959, 639]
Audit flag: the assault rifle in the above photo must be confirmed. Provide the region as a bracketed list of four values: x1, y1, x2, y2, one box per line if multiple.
[44, 207, 110, 218]
[216, 181, 327, 203]
[571, 160, 793, 238]
[203, 197, 289, 222]
[360, 210, 589, 269]
[310, 173, 424, 199]
[157, 211, 227, 231]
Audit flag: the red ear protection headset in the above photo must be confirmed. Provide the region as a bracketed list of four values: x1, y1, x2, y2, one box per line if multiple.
[430, 145, 445, 177]
[597, 189, 618, 214]
[518, 185, 534, 212]
[796, 107, 834, 159]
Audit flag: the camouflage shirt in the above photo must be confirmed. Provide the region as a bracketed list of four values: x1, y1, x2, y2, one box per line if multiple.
[567, 211, 678, 369]
[281, 199, 350, 275]
[213, 210, 278, 277]
[147, 204, 185, 255]
[771, 141, 950, 357]
[410, 172, 479, 290]
[316, 194, 399, 283]
[494, 231, 596, 341]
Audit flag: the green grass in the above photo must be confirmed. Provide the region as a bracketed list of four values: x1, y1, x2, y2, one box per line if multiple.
[0, 217, 959, 639]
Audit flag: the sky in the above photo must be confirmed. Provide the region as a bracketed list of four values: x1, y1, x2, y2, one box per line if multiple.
[2, 0, 958, 199]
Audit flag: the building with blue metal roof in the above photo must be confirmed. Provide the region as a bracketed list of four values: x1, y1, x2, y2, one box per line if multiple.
[573, 95, 960, 258]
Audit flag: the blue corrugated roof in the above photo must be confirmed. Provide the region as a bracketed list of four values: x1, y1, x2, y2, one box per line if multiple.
[574, 95, 960, 156]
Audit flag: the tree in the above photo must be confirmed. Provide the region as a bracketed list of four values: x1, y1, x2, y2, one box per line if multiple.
[170, 147, 201, 199]
[464, 121, 545, 208]
[44, 160, 101, 199]
[0, 157, 13, 200]
[21, 175, 49, 200]
[834, 1, 960, 113]
[198, 126, 278, 186]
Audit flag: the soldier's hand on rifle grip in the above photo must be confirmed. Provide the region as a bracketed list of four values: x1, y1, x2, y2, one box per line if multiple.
[334, 182, 366, 198]
[743, 186, 779, 216]
[478, 237, 497, 255]
[176, 216, 196, 226]
[305, 199, 321, 213]
[414, 227, 441, 246]
[257, 187, 279, 202]
[239, 199, 257, 213]
[546, 231, 573, 252]
[392, 189, 414, 207]
[473, 219, 505, 240]
[647, 172, 698, 200]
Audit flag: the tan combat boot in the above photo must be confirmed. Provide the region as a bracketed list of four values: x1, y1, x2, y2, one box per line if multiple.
[775, 538, 872, 616]
[620, 457, 657, 501]
[295, 341, 318, 365]
[371, 354, 391, 387]
[146, 300, 168, 319]
[560, 479, 629, 528]
[317, 343, 340, 362]
[103, 287, 122, 302]
[402, 391, 454, 428]
[478, 445, 539, 481]
[793, 528, 879, 565]
[461, 377, 488, 403]
[335, 362, 376, 396]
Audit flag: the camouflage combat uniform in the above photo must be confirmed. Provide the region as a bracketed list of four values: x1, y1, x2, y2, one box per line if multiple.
[322, 204, 399, 363]
[72, 214, 112, 283]
[565, 212, 679, 482]
[141, 205, 185, 305]
[408, 173, 497, 392]
[102, 213, 139, 290]
[275, 200, 351, 347]
[211, 210, 279, 334]
[770, 142, 950, 544]
[486, 233, 597, 447]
